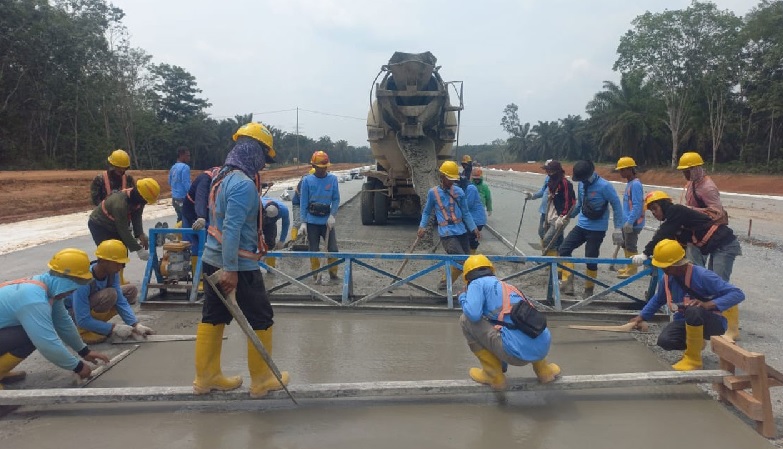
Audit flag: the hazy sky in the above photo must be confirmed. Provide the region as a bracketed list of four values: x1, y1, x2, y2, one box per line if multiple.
[110, 0, 759, 147]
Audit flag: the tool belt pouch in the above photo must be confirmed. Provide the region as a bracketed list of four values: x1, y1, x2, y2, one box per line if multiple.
[509, 301, 548, 338]
[308, 202, 331, 217]
[581, 200, 607, 220]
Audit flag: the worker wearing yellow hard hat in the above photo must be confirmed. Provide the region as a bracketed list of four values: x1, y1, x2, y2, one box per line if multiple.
[459, 254, 560, 389]
[299, 151, 341, 282]
[628, 239, 745, 370]
[614, 157, 645, 279]
[91, 149, 136, 206]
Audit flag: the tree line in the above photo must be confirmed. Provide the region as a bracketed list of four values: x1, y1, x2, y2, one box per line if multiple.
[0, 0, 372, 170]
[500, 0, 783, 173]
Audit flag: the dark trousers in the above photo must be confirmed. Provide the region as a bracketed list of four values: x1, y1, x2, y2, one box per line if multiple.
[468, 225, 484, 250]
[442, 233, 470, 255]
[0, 326, 36, 359]
[306, 223, 338, 252]
[262, 222, 278, 249]
[201, 263, 274, 330]
[657, 307, 727, 350]
[558, 225, 606, 271]
[88, 219, 122, 246]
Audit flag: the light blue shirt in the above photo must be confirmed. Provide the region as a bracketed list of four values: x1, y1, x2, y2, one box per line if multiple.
[466, 184, 487, 227]
[262, 197, 291, 242]
[419, 185, 477, 237]
[66, 263, 137, 335]
[532, 175, 550, 215]
[623, 178, 646, 229]
[169, 161, 191, 199]
[300, 173, 340, 225]
[571, 174, 624, 231]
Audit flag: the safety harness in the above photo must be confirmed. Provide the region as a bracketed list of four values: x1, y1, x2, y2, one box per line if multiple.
[494, 282, 528, 330]
[0, 279, 50, 305]
[186, 168, 219, 204]
[207, 170, 267, 261]
[102, 172, 128, 198]
[662, 265, 721, 316]
[99, 189, 140, 222]
[431, 186, 462, 227]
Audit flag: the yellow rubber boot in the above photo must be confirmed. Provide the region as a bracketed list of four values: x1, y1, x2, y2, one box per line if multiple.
[310, 258, 320, 281]
[291, 227, 298, 241]
[248, 327, 290, 398]
[266, 257, 277, 269]
[672, 324, 704, 371]
[532, 358, 561, 384]
[469, 248, 477, 255]
[722, 306, 740, 342]
[78, 308, 118, 344]
[559, 262, 575, 295]
[191, 256, 203, 292]
[584, 269, 597, 296]
[0, 353, 27, 387]
[193, 323, 243, 394]
[617, 251, 638, 279]
[468, 349, 507, 390]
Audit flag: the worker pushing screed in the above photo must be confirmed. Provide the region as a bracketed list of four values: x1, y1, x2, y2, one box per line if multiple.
[195, 122, 290, 398]
[628, 239, 745, 371]
[418, 160, 480, 291]
[299, 150, 341, 283]
[458, 254, 560, 389]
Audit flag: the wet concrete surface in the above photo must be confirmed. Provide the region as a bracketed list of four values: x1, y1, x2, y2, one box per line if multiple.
[0, 311, 773, 448]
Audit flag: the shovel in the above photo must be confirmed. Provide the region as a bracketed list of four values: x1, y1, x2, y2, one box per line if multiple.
[608, 244, 621, 271]
[568, 322, 650, 333]
[204, 270, 297, 404]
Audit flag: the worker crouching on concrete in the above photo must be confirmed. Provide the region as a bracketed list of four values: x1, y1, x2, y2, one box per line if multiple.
[615, 157, 645, 279]
[196, 122, 289, 398]
[418, 160, 480, 291]
[0, 249, 110, 389]
[628, 239, 744, 370]
[459, 255, 560, 389]
[90, 149, 135, 206]
[66, 240, 154, 344]
[299, 151, 341, 282]
[261, 197, 290, 269]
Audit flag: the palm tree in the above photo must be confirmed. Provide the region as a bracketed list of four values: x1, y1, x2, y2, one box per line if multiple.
[530, 120, 560, 160]
[555, 115, 587, 160]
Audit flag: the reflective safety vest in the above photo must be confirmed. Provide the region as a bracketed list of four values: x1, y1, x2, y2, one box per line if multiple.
[100, 189, 140, 222]
[103, 172, 128, 198]
[431, 186, 462, 227]
[207, 170, 268, 261]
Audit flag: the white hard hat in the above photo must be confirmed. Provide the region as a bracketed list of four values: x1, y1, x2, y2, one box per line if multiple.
[265, 203, 279, 219]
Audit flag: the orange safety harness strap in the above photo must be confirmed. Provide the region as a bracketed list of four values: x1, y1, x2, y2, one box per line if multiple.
[102, 172, 128, 198]
[431, 186, 461, 227]
[494, 282, 528, 331]
[0, 279, 48, 294]
[207, 170, 267, 261]
[99, 189, 135, 222]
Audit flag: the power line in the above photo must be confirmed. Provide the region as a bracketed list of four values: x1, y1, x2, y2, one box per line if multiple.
[298, 108, 365, 121]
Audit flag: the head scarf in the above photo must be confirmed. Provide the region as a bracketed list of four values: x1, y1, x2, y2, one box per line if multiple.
[224, 136, 267, 178]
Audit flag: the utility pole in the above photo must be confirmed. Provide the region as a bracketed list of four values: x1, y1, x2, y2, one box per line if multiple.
[296, 107, 300, 167]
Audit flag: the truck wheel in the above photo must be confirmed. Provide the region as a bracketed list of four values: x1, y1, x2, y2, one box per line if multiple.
[361, 183, 375, 225]
[373, 190, 388, 225]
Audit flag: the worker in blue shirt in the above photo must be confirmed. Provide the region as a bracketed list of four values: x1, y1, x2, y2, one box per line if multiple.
[65, 240, 154, 344]
[0, 249, 109, 389]
[628, 239, 744, 371]
[614, 157, 646, 279]
[261, 196, 290, 270]
[168, 147, 191, 223]
[299, 151, 341, 282]
[465, 182, 486, 255]
[459, 254, 560, 389]
[558, 160, 624, 297]
[418, 160, 480, 291]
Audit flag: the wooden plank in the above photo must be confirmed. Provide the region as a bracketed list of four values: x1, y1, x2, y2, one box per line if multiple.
[0, 370, 729, 406]
[724, 375, 783, 391]
[723, 388, 764, 421]
[710, 336, 766, 373]
[111, 335, 225, 344]
[749, 353, 776, 438]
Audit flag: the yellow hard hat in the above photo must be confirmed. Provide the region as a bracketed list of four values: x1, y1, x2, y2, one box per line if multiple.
[462, 254, 495, 283]
[309, 168, 316, 175]
[95, 239, 130, 264]
[439, 161, 460, 180]
[615, 156, 637, 170]
[310, 150, 330, 168]
[644, 190, 672, 210]
[471, 167, 484, 179]
[48, 248, 92, 281]
[136, 178, 160, 204]
[677, 152, 704, 170]
[108, 149, 131, 168]
[651, 239, 686, 268]
[233, 122, 277, 160]
[462, 155, 472, 164]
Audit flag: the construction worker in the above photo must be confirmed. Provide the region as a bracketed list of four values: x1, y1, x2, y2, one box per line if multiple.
[632, 190, 742, 340]
[459, 254, 560, 389]
[465, 180, 486, 255]
[196, 122, 289, 398]
[471, 167, 492, 216]
[290, 167, 315, 242]
[615, 157, 645, 279]
[261, 197, 290, 269]
[458, 154, 473, 190]
[87, 178, 160, 263]
[628, 239, 744, 370]
[417, 160, 480, 291]
[66, 240, 154, 344]
[558, 160, 623, 297]
[0, 248, 110, 389]
[525, 160, 575, 255]
[299, 151, 341, 282]
[90, 149, 135, 206]
[169, 147, 192, 223]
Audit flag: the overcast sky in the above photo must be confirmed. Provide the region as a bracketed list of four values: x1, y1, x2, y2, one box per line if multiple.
[110, 0, 759, 147]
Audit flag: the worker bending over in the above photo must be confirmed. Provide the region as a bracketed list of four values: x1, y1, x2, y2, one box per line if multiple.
[459, 254, 560, 389]
[629, 239, 744, 370]
[0, 249, 110, 388]
[525, 160, 575, 255]
[197, 122, 289, 398]
[66, 240, 154, 344]
[614, 157, 645, 279]
[90, 149, 135, 206]
[418, 160, 479, 291]
[261, 196, 290, 269]
[299, 151, 341, 282]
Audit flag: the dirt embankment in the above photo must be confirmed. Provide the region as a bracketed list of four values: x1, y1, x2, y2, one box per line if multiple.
[490, 163, 783, 196]
[0, 164, 359, 224]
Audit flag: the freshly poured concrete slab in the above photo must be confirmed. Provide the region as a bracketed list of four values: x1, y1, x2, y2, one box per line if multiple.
[0, 311, 773, 448]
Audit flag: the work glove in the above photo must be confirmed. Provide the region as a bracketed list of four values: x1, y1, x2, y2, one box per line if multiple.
[524, 192, 533, 200]
[622, 222, 633, 234]
[192, 218, 206, 231]
[612, 229, 623, 246]
[298, 223, 307, 237]
[327, 215, 336, 227]
[133, 323, 155, 336]
[555, 215, 567, 229]
[274, 241, 284, 250]
[631, 254, 648, 266]
[136, 249, 150, 261]
[112, 324, 134, 339]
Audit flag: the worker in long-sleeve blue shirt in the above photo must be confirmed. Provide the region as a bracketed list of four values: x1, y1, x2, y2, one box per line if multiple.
[168, 147, 191, 223]
[65, 240, 153, 344]
[459, 254, 560, 390]
[614, 157, 646, 280]
[628, 239, 744, 371]
[299, 151, 341, 282]
[418, 160, 480, 291]
[0, 248, 109, 388]
[558, 160, 624, 297]
[261, 196, 290, 270]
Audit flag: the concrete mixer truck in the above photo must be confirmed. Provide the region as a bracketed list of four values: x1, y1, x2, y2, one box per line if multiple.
[361, 51, 463, 225]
